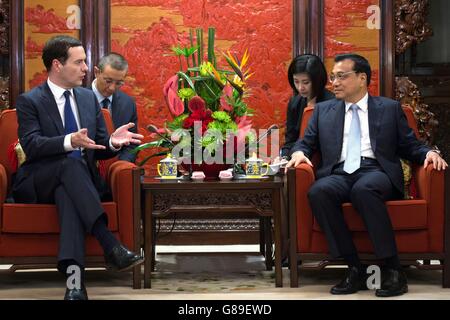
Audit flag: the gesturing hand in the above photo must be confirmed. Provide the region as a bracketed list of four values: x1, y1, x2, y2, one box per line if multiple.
[111, 123, 144, 148]
[71, 128, 106, 150]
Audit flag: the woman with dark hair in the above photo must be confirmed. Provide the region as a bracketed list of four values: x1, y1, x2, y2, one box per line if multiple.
[279, 54, 334, 158]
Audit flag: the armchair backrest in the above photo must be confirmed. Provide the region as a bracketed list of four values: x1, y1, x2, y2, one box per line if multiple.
[0, 108, 115, 193]
[300, 104, 419, 138]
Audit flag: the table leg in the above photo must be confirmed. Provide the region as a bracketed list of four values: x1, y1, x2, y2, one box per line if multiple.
[144, 192, 153, 288]
[273, 188, 283, 287]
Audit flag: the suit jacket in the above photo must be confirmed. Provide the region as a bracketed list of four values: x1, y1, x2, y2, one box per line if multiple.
[281, 89, 334, 157]
[290, 95, 431, 194]
[109, 90, 138, 162]
[13, 82, 117, 202]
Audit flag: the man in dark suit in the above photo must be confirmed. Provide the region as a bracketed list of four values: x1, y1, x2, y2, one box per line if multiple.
[12, 36, 145, 300]
[286, 53, 447, 297]
[91, 53, 137, 162]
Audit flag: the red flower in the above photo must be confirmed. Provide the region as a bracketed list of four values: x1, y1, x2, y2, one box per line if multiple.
[188, 96, 206, 112]
[183, 109, 213, 134]
[167, 87, 184, 116]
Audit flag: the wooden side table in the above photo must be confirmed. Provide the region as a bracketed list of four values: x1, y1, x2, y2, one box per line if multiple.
[138, 175, 284, 289]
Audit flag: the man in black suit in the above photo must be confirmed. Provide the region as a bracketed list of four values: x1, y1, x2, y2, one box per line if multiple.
[91, 53, 138, 162]
[12, 36, 145, 300]
[286, 53, 447, 297]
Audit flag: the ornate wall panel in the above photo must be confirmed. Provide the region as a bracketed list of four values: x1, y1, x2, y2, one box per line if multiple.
[0, 0, 9, 110]
[24, 0, 80, 91]
[110, 0, 293, 165]
[323, 0, 380, 95]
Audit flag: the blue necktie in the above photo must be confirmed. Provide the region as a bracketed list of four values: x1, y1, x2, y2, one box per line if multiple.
[63, 90, 82, 159]
[343, 104, 361, 174]
[101, 98, 110, 110]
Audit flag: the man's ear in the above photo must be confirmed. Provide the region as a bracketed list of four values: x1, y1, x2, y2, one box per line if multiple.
[94, 66, 100, 76]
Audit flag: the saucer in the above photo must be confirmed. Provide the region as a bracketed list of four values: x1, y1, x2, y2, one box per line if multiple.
[154, 176, 184, 180]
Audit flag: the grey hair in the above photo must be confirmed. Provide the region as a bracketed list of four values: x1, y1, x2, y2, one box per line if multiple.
[97, 52, 128, 72]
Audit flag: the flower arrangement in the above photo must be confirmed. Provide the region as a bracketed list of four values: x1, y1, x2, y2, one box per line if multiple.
[136, 27, 254, 169]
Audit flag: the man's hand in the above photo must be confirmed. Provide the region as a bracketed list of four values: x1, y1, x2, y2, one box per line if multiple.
[424, 151, 448, 171]
[111, 123, 144, 148]
[284, 151, 313, 173]
[71, 128, 106, 150]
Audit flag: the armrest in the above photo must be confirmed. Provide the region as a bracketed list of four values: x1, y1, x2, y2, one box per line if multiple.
[414, 165, 445, 251]
[294, 163, 316, 252]
[0, 164, 7, 206]
[108, 160, 138, 249]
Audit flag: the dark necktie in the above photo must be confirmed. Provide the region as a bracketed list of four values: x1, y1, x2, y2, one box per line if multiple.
[101, 98, 110, 110]
[343, 104, 361, 174]
[63, 90, 82, 159]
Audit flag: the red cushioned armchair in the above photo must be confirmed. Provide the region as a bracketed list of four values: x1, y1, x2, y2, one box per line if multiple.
[0, 109, 142, 288]
[287, 105, 450, 288]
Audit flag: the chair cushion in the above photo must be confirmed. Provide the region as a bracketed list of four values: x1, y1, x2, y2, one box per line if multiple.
[1, 202, 118, 233]
[312, 199, 428, 232]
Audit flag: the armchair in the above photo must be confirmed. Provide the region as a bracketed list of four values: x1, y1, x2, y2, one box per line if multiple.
[288, 105, 450, 288]
[0, 108, 142, 288]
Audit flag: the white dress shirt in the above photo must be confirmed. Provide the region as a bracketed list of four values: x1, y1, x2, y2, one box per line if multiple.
[339, 93, 376, 162]
[92, 79, 113, 112]
[47, 79, 80, 152]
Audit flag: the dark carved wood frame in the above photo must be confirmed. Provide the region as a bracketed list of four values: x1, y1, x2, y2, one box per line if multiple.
[8, 0, 111, 106]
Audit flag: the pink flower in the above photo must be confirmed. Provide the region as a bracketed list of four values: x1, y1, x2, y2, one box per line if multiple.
[167, 88, 184, 116]
[163, 75, 178, 98]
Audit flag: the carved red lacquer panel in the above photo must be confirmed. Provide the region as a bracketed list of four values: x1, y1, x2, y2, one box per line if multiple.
[24, 1, 80, 91]
[323, 0, 380, 96]
[110, 0, 293, 165]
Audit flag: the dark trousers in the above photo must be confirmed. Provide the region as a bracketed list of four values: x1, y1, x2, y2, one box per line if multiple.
[307, 158, 400, 259]
[14, 157, 104, 268]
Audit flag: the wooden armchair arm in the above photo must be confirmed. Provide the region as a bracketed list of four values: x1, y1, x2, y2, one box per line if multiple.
[0, 164, 7, 207]
[292, 163, 316, 251]
[108, 160, 138, 248]
[414, 165, 445, 251]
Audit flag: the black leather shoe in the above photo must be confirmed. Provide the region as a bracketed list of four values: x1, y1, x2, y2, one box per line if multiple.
[104, 244, 144, 272]
[375, 268, 408, 297]
[64, 284, 88, 300]
[330, 266, 368, 295]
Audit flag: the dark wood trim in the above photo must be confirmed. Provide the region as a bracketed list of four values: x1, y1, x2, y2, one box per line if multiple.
[380, 0, 394, 98]
[96, 0, 110, 61]
[9, 0, 23, 107]
[132, 167, 143, 289]
[80, 0, 95, 86]
[293, 0, 324, 57]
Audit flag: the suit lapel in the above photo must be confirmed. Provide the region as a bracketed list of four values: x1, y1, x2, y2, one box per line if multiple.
[331, 100, 346, 156]
[73, 87, 88, 129]
[41, 83, 64, 135]
[368, 95, 384, 153]
[111, 92, 120, 127]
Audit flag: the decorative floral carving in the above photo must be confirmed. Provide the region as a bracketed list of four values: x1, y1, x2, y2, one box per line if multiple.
[153, 192, 273, 212]
[395, 0, 433, 55]
[0, 77, 9, 110]
[395, 76, 437, 145]
[0, 0, 9, 55]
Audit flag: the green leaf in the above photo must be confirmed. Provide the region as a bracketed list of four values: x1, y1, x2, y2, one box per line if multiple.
[177, 71, 196, 91]
[138, 151, 168, 166]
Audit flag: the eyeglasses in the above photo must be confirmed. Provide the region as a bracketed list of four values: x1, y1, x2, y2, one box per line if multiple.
[329, 71, 357, 82]
[101, 75, 125, 87]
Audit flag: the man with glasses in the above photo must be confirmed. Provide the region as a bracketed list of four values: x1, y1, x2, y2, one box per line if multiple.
[286, 53, 447, 297]
[91, 53, 138, 162]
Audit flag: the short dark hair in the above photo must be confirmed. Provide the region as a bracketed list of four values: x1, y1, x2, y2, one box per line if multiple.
[334, 53, 371, 86]
[97, 52, 128, 72]
[287, 54, 328, 98]
[42, 35, 83, 71]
